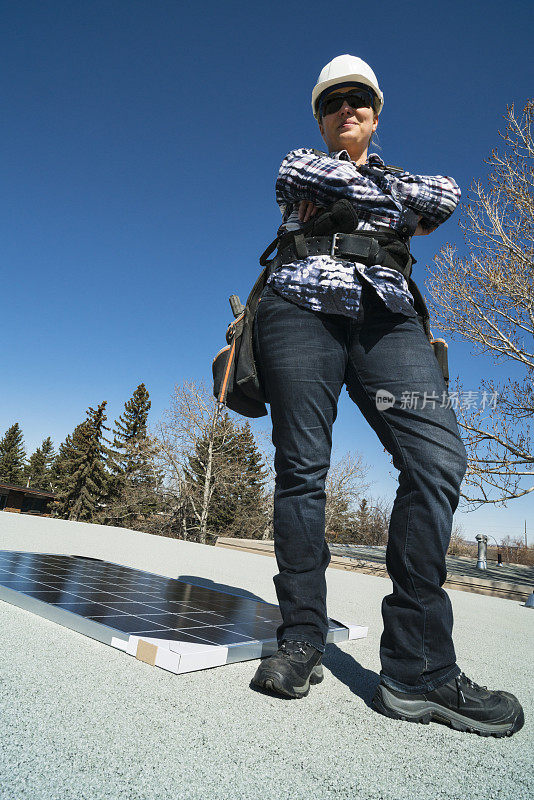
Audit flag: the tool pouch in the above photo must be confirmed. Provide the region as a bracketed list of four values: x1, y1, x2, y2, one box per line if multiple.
[212, 264, 270, 418]
[431, 338, 449, 386]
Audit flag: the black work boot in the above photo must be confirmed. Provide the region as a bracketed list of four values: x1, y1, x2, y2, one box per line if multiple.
[251, 640, 323, 699]
[372, 671, 524, 737]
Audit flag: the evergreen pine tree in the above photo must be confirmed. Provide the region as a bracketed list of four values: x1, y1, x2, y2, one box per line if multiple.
[51, 430, 77, 494]
[355, 498, 372, 543]
[108, 383, 152, 479]
[25, 437, 56, 490]
[102, 384, 163, 529]
[54, 402, 109, 521]
[220, 422, 268, 538]
[0, 423, 27, 485]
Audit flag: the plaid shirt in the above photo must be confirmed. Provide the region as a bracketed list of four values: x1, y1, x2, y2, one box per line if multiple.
[267, 148, 461, 318]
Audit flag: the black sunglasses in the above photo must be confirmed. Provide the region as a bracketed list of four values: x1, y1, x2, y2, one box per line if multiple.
[320, 90, 375, 118]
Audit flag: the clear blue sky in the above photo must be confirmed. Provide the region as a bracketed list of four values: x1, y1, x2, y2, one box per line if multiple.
[2, 0, 533, 543]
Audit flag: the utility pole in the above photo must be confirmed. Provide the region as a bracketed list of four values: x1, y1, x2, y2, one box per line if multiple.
[525, 520, 528, 549]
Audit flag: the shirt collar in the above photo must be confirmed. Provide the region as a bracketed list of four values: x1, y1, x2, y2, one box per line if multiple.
[330, 149, 385, 168]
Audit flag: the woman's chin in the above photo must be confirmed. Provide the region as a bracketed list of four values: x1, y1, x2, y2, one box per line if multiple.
[334, 132, 364, 149]
[338, 129, 362, 141]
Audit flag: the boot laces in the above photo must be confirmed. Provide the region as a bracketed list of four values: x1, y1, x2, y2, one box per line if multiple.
[455, 672, 487, 704]
[280, 640, 310, 658]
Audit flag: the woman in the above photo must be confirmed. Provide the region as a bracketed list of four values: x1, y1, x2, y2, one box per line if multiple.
[251, 55, 524, 738]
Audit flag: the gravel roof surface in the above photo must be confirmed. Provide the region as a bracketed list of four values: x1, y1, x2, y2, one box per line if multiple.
[0, 513, 532, 800]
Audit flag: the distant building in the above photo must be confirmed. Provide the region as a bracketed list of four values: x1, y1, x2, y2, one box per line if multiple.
[0, 482, 55, 516]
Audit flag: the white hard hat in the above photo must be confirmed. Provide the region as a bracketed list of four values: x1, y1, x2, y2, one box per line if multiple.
[311, 54, 384, 119]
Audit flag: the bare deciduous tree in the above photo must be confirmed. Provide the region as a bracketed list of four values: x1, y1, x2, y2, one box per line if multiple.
[324, 451, 370, 539]
[156, 382, 230, 543]
[361, 496, 392, 546]
[156, 382, 269, 544]
[447, 521, 469, 556]
[426, 99, 534, 506]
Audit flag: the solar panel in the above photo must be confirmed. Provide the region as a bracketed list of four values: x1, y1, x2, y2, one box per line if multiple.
[0, 550, 367, 674]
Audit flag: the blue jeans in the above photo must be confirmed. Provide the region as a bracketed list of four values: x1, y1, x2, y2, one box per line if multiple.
[252, 280, 467, 693]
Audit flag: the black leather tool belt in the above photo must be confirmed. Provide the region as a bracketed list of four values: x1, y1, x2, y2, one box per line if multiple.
[276, 230, 415, 280]
[274, 227, 434, 346]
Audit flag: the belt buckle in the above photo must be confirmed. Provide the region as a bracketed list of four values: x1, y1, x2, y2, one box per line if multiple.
[330, 232, 340, 257]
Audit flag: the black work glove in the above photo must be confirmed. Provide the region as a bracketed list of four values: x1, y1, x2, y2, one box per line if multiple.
[297, 198, 358, 237]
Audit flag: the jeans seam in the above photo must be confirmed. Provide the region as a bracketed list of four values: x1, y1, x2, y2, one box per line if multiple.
[346, 352, 428, 677]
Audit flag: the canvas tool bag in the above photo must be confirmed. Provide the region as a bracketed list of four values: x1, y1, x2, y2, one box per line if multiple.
[212, 264, 272, 418]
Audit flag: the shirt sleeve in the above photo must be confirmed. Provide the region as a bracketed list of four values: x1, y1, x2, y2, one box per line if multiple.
[275, 148, 461, 229]
[389, 170, 461, 228]
[275, 148, 372, 210]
